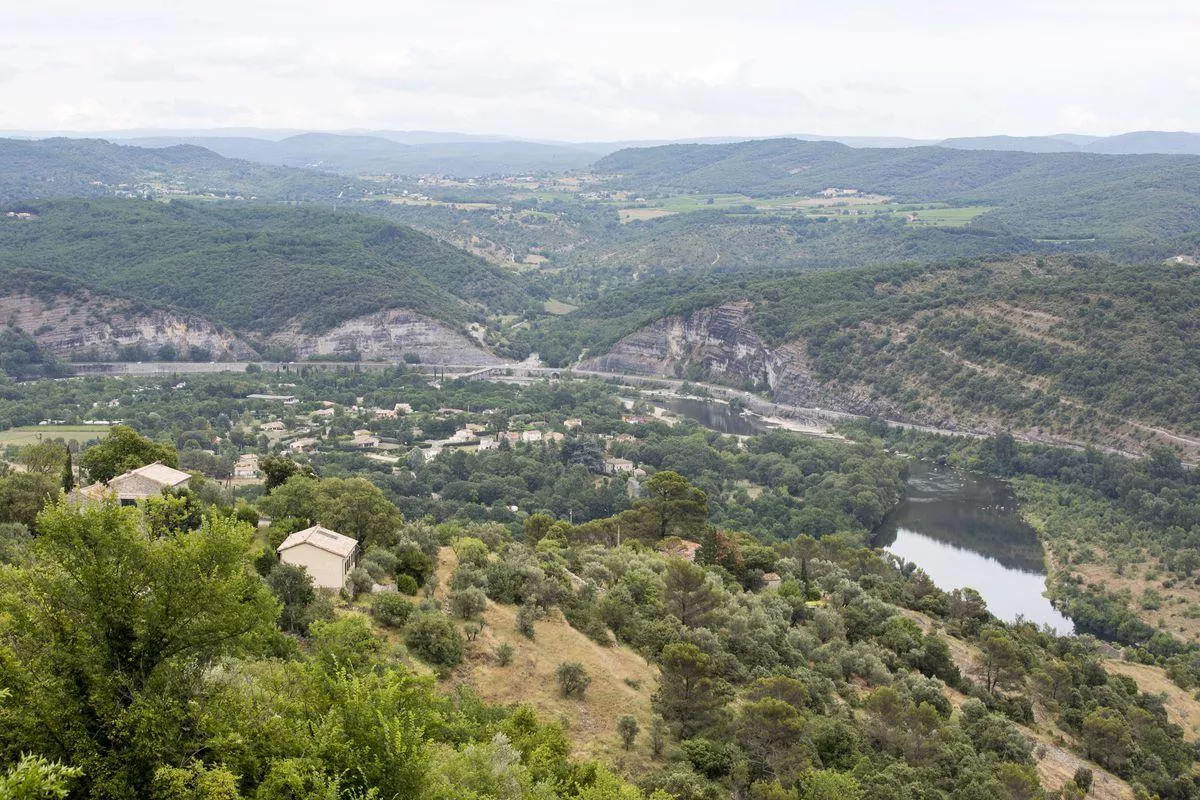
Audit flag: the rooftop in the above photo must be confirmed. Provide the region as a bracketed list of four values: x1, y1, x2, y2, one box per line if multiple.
[277, 525, 358, 558]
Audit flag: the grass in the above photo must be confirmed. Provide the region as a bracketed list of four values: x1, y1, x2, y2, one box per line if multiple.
[0, 424, 112, 448]
[543, 299, 579, 315]
[612, 192, 991, 227]
[1104, 659, 1200, 741]
[432, 548, 659, 773]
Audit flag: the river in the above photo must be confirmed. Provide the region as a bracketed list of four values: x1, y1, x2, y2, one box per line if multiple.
[875, 463, 1073, 633]
[654, 396, 768, 436]
[660, 395, 1072, 633]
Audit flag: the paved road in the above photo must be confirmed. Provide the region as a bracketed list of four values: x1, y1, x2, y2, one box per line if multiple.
[61, 360, 1146, 457]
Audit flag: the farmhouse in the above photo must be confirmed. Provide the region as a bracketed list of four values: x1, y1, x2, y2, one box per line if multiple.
[233, 453, 260, 478]
[74, 461, 193, 505]
[276, 525, 359, 590]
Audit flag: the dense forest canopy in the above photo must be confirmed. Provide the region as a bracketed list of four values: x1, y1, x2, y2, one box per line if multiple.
[0, 199, 539, 334]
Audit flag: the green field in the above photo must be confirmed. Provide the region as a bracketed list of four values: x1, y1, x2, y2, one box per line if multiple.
[0, 425, 112, 448]
[614, 193, 991, 227]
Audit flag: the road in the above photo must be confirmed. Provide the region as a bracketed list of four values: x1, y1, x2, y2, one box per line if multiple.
[60, 360, 1151, 458]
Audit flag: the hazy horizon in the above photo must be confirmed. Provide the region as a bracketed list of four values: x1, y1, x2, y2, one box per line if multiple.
[4, 1, 1198, 141]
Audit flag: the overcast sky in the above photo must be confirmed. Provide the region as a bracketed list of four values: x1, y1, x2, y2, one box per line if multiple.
[2, 0, 1198, 141]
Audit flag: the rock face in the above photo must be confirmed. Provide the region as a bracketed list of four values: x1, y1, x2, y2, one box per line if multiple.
[581, 301, 901, 417]
[268, 309, 501, 366]
[1, 293, 257, 360]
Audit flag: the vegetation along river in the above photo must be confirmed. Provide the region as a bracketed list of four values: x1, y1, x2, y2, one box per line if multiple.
[875, 462, 1074, 633]
[662, 395, 1072, 633]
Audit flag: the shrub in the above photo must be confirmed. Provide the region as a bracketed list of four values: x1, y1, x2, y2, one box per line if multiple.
[449, 586, 488, 619]
[555, 661, 591, 699]
[370, 593, 415, 629]
[1073, 767, 1093, 793]
[496, 642, 515, 666]
[516, 601, 537, 639]
[347, 567, 374, 599]
[618, 715, 639, 749]
[396, 573, 420, 595]
[405, 612, 464, 668]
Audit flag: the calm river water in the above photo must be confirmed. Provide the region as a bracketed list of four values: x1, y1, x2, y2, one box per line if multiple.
[875, 463, 1073, 633]
[660, 395, 1072, 632]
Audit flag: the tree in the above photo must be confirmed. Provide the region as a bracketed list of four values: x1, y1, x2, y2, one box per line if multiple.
[369, 593, 415, 629]
[1073, 766, 1093, 794]
[516, 601, 538, 639]
[17, 441, 70, 479]
[663, 559, 722, 629]
[266, 562, 317, 634]
[259, 456, 314, 493]
[800, 770, 863, 800]
[450, 586, 488, 619]
[639, 471, 708, 541]
[0, 472, 59, 530]
[555, 662, 592, 699]
[523, 512, 556, 545]
[263, 476, 402, 550]
[405, 612, 464, 668]
[78, 424, 178, 483]
[0, 753, 83, 800]
[618, 715, 640, 749]
[973, 627, 1027, 694]
[0, 499, 277, 798]
[654, 642, 724, 738]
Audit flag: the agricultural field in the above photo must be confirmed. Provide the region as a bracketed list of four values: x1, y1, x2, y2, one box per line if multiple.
[613, 192, 991, 227]
[0, 424, 112, 448]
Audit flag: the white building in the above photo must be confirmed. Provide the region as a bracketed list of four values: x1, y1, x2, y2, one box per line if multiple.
[277, 525, 360, 590]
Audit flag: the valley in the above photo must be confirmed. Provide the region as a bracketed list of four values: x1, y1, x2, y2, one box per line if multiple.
[3, 129, 1200, 800]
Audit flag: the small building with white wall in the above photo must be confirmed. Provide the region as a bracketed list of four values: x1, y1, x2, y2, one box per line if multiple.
[277, 525, 359, 590]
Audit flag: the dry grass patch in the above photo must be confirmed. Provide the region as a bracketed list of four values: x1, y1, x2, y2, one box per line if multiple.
[433, 548, 659, 772]
[1104, 659, 1200, 741]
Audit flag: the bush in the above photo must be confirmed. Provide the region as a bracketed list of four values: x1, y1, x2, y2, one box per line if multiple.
[495, 642, 515, 666]
[516, 601, 537, 639]
[1073, 767, 1093, 793]
[347, 567, 374, 599]
[449, 586, 488, 619]
[618, 715, 639, 749]
[396, 573, 420, 595]
[370, 593, 415, 629]
[555, 661, 591, 699]
[405, 612, 464, 668]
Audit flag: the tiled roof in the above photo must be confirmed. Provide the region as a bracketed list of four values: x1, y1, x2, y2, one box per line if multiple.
[277, 525, 358, 558]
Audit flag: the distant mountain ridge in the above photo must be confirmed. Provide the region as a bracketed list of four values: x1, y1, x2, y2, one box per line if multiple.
[0, 137, 352, 203]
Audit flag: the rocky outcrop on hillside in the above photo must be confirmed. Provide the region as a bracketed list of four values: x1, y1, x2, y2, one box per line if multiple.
[268, 309, 501, 366]
[1, 292, 257, 360]
[581, 301, 902, 417]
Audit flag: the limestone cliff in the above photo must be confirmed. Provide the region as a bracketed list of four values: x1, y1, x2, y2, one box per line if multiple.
[267, 309, 501, 366]
[581, 301, 902, 417]
[0, 293, 257, 360]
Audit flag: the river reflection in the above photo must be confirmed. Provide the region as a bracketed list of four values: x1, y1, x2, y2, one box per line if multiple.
[655, 396, 766, 436]
[876, 463, 1074, 633]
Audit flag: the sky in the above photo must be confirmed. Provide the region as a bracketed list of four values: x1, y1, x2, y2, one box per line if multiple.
[2, 0, 1198, 141]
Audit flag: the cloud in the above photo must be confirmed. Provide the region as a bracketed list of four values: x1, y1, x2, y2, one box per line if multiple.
[2, 0, 1200, 139]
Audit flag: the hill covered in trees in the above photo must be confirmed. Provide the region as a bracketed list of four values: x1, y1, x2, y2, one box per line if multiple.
[533, 255, 1200, 454]
[0, 137, 363, 203]
[595, 139, 1200, 248]
[0, 199, 539, 336]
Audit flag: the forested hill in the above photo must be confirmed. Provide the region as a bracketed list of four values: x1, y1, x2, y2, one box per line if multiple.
[595, 138, 1200, 243]
[0, 199, 537, 334]
[534, 255, 1200, 452]
[0, 137, 351, 202]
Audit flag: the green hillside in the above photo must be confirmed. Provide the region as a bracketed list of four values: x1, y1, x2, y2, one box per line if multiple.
[0, 199, 537, 334]
[534, 255, 1200, 439]
[596, 139, 1200, 244]
[0, 137, 352, 203]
